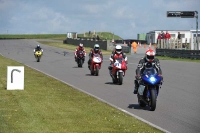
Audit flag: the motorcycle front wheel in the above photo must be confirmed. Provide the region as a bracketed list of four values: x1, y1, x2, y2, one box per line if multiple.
[95, 66, 99, 76]
[149, 89, 157, 111]
[118, 72, 123, 85]
[37, 56, 40, 62]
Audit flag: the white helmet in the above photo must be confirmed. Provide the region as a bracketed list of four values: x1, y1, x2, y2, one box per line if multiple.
[79, 43, 83, 48]
[115, 45, 122, 54]
[94, 44, 100, 53]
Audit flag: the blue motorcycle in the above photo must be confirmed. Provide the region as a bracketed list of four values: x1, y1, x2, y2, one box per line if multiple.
[137, 67, 163, 111]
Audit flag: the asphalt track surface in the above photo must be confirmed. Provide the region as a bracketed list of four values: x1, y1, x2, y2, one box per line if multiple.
[0, 39, 200, 133]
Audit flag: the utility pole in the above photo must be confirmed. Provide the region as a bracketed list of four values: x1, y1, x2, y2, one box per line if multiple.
[195, 11, 198, 50]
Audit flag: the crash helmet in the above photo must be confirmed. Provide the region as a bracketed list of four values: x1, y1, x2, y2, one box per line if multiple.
[145, 49, 155, 62]
[94, 44, 100, 53]
[79, 43, 83, 49]
[115, 45, 122, 54]
[37, 44, 40, 49]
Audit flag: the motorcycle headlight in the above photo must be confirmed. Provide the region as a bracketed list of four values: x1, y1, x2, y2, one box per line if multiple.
[149, 77, 156, 83]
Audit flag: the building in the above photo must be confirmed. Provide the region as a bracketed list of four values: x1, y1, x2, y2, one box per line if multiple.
[67, 32, 77, 39]
[137, 33, 146, 40]
[146, 30, 200, 50]
[146, 30, 191, 44]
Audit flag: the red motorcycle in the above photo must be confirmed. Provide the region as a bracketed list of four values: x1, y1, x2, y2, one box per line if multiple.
[110, 57, 127, 85]
[76, 50, 85, 67]
[89, 54, 102, 76]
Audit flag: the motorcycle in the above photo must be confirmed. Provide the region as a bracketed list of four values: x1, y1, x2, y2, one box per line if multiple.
[90, 54, 102, 76]
[34, 51, 42, 62]
[137, 67, 163, 111]
[110, 58, 127, 85]
[76, 50, 85, 67]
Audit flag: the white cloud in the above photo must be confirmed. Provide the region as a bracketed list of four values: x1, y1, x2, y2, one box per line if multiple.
[0, 0, 199, 38]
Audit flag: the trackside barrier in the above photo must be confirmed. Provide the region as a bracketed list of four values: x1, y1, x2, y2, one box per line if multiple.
[122, 46, 130, 53]
[156, 49, 200, 59]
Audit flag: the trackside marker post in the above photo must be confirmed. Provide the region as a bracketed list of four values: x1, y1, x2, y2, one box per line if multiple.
[7, 66, 24, 90]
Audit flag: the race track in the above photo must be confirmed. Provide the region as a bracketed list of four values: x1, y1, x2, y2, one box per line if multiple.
[0, 39, 200, 133]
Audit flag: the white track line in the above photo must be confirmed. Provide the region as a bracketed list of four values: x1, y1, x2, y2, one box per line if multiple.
[0, 52, 171, 133]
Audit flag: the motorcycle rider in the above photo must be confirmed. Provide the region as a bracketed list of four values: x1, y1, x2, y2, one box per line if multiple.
[88, 44, 103, 69]
[74, 43, 86, 62]
[33, 44, 43, 57]
[108, 45, 127, 74]
[133, 48, 163, 94]
[34, 44, 43, 53]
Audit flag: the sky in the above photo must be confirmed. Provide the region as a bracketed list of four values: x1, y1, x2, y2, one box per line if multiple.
[0, 0, 200, 39]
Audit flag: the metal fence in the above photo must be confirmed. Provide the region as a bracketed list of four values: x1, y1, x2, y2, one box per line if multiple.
[156, 49, 200, 59]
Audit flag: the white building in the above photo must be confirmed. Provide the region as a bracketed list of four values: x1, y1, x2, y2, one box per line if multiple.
[67, 32, 77, 39]
[146, 30, 200, 50]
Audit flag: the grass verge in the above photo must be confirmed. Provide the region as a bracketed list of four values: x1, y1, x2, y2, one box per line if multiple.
[0, 55, 163, 133]
[38, 41, 113, 55]
[157, 56, 200, 63]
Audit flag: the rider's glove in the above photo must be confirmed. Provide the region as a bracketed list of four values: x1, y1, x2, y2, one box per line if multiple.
[158, 74, 163, 81]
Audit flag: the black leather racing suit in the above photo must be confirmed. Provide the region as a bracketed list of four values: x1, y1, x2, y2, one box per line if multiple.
[134, 57, 162, 93]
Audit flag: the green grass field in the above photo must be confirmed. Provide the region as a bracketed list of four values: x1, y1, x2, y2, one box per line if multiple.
[0, 32, 122, 40]
[38, 41, 113, 55]
[0, 55, 164, 133]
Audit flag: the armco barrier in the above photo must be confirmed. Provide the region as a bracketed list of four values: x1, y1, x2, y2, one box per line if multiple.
[122, 46, 130, 53]
[156, 49, 200, 59]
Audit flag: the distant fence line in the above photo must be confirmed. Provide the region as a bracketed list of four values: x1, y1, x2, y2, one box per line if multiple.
[63, 38, 130, 53]
[156, 49, 200, 59]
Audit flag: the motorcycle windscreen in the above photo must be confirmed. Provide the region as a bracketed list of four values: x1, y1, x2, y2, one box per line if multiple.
[93, 56, 101, 63]
[142, 68, 162, 85]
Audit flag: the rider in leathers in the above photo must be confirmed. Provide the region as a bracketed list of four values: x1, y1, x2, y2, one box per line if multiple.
[88, 44, 103, 69]
[108, 45, 127, 74]
[74, 43, 86, 62]
[34, 44, 43, 53]
[133, 48, 163, 94]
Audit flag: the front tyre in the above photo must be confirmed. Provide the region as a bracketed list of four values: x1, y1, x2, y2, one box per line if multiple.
[80, 59, 83, 68]
[95, 66, 99, 76]
[37, 56, 40, 62]
[149, 89, 157, 111]
[118, 72, 123, 85]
